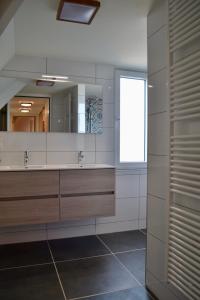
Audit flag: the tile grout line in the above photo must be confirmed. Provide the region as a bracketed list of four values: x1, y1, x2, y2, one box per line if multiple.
[47, 241, 68, 300]
[114, 248, 146, 255]
[56, 253, 113, 264]
[50, 247, 146, 264]
[138, 174, 141, 230]
[68, 285, 148, 300]
[140, 229, 147, 236]
[0, 248, 146, 272]
[96, 235, 143, 287]
[97, 236, 155, 300]
[0, 261, 53, 272]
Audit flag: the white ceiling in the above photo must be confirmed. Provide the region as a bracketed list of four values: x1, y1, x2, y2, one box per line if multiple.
[14, 0, 154, 69]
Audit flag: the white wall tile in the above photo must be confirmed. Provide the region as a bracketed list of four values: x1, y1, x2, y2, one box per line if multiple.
[46, 151, 95, 165]
[27, 151, 46, 165]
[147, 195, 166, 242]
[146, 271, 179, 300]
[148, 155, 169, 200]
[139, 219, 146, 229]
[148, 112, 169, 155]
[97, 197, 139, 224]
[0, 151, 23, 166]
[47, 57, 95, 78]
[140, 174, 147, 197]
[95, 151, 114, 165]
[96, 220, 138, 234]
[67, 75, 95, 85]
[116, 174, 139, 198]
[148, 27, 168, 76]
[46, 218, 95, 229]
[47, 225, 96, 240]
[2, 132, 46, 151]
[96, 128, 114, 151]
[103, 103, 114, 127]
[0, 229, 47, 245]
[95, 64, 114, 80]
[148, 68, 168, 115]
[139, 197, 147, 220]
[96, 79, 114, 103]
[47, 133, 95, 152]
[47, 151, 77, 165]
[147, 233, 166, 281]
[116, 169, 142, 176]
[0, 223, 46, 234]
[147, 0, 167, 37]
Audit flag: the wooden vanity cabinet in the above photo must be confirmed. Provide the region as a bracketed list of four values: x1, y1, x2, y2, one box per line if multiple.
[60, 169, 115, 220]
[0, 171, 59, 226]
[0, 168, 115, 227]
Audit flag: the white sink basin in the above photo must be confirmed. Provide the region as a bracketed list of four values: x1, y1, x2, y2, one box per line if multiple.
[25, 165, 46, 169]
[0, 164, 114, 171]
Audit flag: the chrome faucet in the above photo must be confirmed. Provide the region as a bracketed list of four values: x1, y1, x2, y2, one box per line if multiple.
[78, 151, 84, 165]
[24, 150, 29, 167]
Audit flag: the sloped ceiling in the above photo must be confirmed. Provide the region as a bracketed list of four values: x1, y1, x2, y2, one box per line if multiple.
[14, 0, 154, 69]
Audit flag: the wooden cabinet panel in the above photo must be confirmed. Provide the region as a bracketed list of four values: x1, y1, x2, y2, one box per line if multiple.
[61, 194, 115, 220]
[0, 171, 59, 198]
[60, 169, 115, 195]
[0, 198, 59, 227]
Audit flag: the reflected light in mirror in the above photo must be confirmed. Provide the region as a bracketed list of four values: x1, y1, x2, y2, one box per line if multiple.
[42, 74, 69, 80]
[20, 103, 32, 107]
[20, 108, 31, 113]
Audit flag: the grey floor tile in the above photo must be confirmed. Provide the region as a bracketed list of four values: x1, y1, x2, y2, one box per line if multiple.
[56, 255, 139, 299]
[83, 287, 152, 300]
[49, 235, 109, 261]
[99, 231, 146, 253]
[0, 241, 52, 269]
[0, 264, 65, 300]
[116, 250, 146, 285]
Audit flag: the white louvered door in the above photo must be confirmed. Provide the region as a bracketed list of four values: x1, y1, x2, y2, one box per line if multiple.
[168, 1, 200, 300]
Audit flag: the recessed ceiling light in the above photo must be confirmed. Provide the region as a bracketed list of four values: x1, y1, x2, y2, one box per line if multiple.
[57, 0, 100, 25]
[20, 103, 32, 107]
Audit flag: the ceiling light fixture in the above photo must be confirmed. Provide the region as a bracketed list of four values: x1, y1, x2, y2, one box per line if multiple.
[36, 80, 55, 86]
[41, 78, 70, 83]
[42, 75, 69, 80]
[20, 103, 32, 107]
[57, 0, 100, 25]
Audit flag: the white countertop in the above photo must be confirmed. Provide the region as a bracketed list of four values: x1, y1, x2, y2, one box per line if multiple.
[0, 164, 115, 171]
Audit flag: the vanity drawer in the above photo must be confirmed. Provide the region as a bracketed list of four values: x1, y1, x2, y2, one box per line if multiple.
[0, 197, 59, 226]
[0, 171, 59, 198]
[60, 169, 115, 195]
[61, 194, 115, 220]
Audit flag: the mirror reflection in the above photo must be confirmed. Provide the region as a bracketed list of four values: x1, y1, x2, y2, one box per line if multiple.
[0, 77, 103, 134]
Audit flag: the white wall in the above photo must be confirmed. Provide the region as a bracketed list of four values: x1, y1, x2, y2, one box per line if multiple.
[0, 56, 147, 244]
[147, 1, 179, 300]
[0, 20, 15, 72]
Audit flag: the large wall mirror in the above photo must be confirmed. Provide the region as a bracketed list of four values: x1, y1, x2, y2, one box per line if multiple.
[0, 77, 103, 134]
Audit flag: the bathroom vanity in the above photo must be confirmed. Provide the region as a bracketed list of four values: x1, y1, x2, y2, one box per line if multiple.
[0, 165, 115, 227]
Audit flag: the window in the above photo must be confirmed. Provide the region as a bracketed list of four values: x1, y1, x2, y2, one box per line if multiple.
[116, 70, 147, 167]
